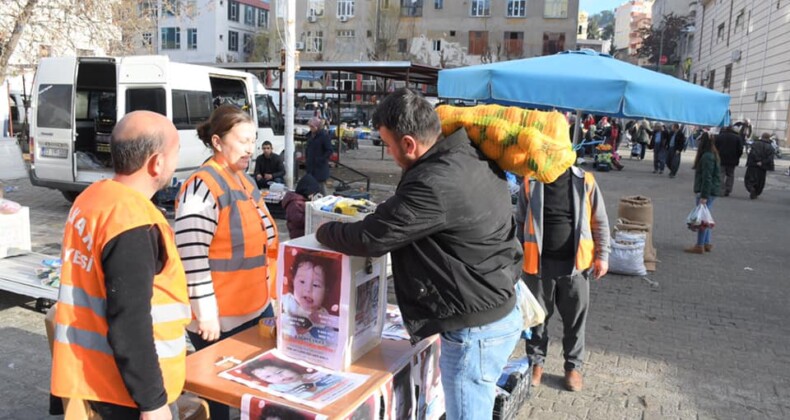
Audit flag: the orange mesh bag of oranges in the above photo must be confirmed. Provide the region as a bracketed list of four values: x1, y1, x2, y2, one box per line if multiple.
[435, 104, 576, 183]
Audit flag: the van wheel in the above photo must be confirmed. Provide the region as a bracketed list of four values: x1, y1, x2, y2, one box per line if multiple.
[61, 191, 80, 203]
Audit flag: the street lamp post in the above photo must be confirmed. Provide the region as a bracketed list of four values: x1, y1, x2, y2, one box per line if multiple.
[656, 24, 665, 72]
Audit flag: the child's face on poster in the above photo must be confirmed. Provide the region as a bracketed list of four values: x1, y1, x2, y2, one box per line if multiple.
[294, 262, 326, 312]
[252, 366, 301, 385]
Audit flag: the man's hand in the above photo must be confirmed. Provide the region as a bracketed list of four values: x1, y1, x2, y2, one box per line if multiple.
[255, 174, 263, 180]
[198, 318, 221, 342]
[593, 260, 608, 280]
[699, 198, 708, 205]
[140, 404, 172, 420]
[264, 173, 273, 180]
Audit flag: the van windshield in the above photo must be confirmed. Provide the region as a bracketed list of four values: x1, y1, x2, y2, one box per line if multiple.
[37, 84, 72, 129]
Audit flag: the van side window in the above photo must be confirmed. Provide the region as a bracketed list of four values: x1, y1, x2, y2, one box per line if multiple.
[255, 94, 271, 128]
[172, 90, 212, 129]
[126, 88, 166, 115]
[37, 84, 73, 129]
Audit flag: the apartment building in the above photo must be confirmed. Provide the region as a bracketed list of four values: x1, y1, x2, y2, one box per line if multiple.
[613, 1, 653, 62]
[690, 0, 790, 140]
[271, 0, 579, 68]
[651, 0, 691, 24]
[153, 0, 271, 63]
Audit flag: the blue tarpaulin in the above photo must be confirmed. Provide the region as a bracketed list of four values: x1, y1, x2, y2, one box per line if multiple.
[438, 50, 731, 127]
[295, 70, 325, 81]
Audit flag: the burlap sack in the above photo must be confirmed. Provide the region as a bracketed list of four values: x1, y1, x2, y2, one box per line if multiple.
[615, 218, 656, 272]
[617, 196, 656, 267]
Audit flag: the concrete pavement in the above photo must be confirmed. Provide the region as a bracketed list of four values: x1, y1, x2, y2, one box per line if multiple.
[1, 145, 789, 419]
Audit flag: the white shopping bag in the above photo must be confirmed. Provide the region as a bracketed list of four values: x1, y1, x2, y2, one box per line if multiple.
[515, 280, 546, 329]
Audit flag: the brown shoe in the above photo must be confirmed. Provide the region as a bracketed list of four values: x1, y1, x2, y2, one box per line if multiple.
[704, 244, 713, 252]
[684, 245, 704, 254]
[564, 370, 583, 392]
[531, 365, 543, 387]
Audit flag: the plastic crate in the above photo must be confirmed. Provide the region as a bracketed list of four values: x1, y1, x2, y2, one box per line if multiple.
[304, 195, 369, 235]
[493, 358, 532, 420]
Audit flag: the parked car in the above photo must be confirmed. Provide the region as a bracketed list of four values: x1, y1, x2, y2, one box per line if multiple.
[297, 86, 342, 103]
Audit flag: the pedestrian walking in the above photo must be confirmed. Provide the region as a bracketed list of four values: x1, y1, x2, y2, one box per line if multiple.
[714, 125, 743, 196]
[635, 120, 651, 160]
[666, 123, 687, 178]
[51, 111, 188, 420]
[305, 116, 333, 195]
[315, 88, 523, 420]
[175, 105, 279, 420]
[649, 123, 669, 174]
[744, 132, 776, 199]
[516, 167, 611, 392]
[686, 132, 721, 254]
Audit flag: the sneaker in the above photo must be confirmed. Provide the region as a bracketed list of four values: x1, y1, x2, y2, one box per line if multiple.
[704, 244, 713, 252]
[652, 170, 658, 174]
[684, 245, 704, 254]
[669, 174, 676, 178]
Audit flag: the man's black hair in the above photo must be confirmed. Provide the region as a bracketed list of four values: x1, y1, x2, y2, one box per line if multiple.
[371, 88, 441, 145]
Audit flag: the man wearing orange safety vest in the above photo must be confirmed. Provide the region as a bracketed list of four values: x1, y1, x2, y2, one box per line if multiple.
[515, 166, 610, 392]
[51, 111, 189, 420]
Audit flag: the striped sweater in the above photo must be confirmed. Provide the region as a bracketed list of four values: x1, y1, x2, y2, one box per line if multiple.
[174, 177, 276, 333]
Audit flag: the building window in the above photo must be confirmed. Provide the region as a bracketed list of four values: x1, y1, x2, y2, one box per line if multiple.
[432, 39, 442, 51]
[228, 1, 239, 21]
[723, 64, 732, 91]
[162, 0, 179, 16]
[471, 0, 490, 17]
[243, 33, 253, 53]
[245, 5, 255, 25]
[544, 0, 568, 18]
[507, 0, 526, 17]
[161, 27, 181, 49]
[397, 38, 408, 53]
[449, 30, 456, 37]
[187, 28, 197, 49]
[305, 31, 323, 52]
[468, 30, 488, 55]
[717, 23, 725, 42]
[228, 30, 238, 51]
[138, 1, 155, 18]
[337, 0, 354, 17]
[693, 73, 697, 84]
[142, 32, 153, 47]
[401, 0, 423, 17]
[542, 32, 565, 55]
[435, 0, 443, 9]
[258, 9, 268, 27]
[707, 69, 715, 89]
[734, 9, 745, 33]
[337, 30, 356, 37]
[504, 31, 523, 56]
[308, 0, 325, 17]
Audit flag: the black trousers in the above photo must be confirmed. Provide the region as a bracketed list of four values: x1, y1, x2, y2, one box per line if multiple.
[89, 401, 178, 420]
[744, 166, 767, 196]
[523, 260, 590, 372]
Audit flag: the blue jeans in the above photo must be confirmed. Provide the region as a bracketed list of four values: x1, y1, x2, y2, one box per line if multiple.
[695, 195, 715, 246]
[439, 303, 522, 420]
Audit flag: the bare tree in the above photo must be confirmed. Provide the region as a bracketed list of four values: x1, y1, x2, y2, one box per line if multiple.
[367, 3, 402, 61]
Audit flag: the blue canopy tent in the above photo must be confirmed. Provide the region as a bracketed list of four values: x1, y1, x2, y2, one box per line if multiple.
[438, 50, 731, 145]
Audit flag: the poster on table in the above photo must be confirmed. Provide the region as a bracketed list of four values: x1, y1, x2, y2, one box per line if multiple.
[342, 392, 380, 420]
[241, 394, 327, 420]
[413, 342, 445, 420]
[220, 349, 370, 410]
[382, 304, 410, 341]
[277, 234, 386, 371]
[381, 363, 416, 420]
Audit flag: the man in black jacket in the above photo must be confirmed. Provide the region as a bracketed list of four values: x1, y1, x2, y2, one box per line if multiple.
[715, 126, 744, 196]
[744, 132, 776, 199]
[666, 123, 687, 178]
[253, 141, 286, 189]
[316, 89, 522, 420]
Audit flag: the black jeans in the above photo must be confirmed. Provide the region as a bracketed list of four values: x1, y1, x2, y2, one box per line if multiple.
[89, 401, 178, 420]
[187, 305, 274, 420]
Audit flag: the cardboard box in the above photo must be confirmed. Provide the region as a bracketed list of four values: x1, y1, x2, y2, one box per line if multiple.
[0, 206, 31, 258]
[277, 234, 387, 371]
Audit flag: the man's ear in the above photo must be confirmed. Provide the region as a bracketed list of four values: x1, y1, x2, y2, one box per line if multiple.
[402, 135, 418, 155]
[147, 152, 164, 178]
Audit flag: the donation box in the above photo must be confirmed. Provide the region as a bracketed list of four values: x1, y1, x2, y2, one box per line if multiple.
[276, 234, 387, 371]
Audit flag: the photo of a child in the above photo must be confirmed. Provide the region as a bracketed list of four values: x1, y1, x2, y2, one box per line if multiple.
[354, 277, 380, 335]
[280, 248, 342, 341]
[222, 350, 370, 409]
[242, 395, 326, 420]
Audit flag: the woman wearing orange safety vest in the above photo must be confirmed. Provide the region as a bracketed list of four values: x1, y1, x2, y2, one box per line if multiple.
[174, 105, 279, 420]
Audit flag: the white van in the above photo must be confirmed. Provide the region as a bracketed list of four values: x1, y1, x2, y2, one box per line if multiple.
[29, 55, 284, 202]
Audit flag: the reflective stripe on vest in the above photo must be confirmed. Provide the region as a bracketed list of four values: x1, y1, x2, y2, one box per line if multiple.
[522, 173, 597, 275]
[199, 166, 267, 272]
[54, 323, 112, 355]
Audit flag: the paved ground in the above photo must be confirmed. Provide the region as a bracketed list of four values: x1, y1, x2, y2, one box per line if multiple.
[1, 143, 789, 419]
